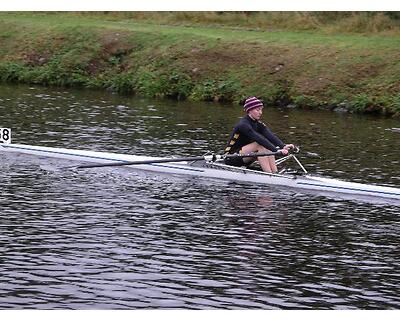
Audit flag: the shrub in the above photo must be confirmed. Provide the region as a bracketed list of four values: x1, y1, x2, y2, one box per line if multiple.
[163, 72, 194, 100]
[349, 93, 374, 113]
[0, 62, 25, 82]
[264, 80, 292, 107]
[190, 78, 240, 102]
[292, 95, 318, 108]
[389, 94, 400, 114]
[133, 69, 193, 99]
[105, 72, 135, 94]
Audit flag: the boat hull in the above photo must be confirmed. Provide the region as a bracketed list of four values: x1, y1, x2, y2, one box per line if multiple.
[2, 143, 400, 201]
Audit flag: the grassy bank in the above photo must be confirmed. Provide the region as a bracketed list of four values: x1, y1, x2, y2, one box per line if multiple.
[68, 12, 400, 34]
[1, 12, 400, 117]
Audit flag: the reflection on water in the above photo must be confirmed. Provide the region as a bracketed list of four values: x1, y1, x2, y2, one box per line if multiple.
[1, 84, 400, 309]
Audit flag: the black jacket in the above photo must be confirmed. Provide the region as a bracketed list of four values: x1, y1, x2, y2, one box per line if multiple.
[224, 115, 284, 154]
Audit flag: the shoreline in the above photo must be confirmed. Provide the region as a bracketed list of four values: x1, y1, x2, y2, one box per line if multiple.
[0, 13, 399, 118]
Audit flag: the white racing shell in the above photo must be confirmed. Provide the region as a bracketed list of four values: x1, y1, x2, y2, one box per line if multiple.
[1, 143, 400, 201]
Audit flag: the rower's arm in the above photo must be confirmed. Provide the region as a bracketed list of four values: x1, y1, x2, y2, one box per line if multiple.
[241, 123, 281, 152]
[259, 123, 285, 149]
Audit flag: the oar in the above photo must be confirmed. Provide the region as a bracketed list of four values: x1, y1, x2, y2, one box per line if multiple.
[290, 145, 321, 158]
[73, 150, 283, 170]
[303, 151, 321, 158]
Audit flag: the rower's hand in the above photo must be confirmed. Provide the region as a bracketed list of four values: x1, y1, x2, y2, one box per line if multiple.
[280, 149, 289, 156]
[283, 144, 295, 150]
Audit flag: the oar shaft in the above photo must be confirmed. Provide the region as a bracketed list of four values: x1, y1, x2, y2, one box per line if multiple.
[75, 151, 283, 169]
[76, 156, 210, 169]
[227, 151, 281, 159]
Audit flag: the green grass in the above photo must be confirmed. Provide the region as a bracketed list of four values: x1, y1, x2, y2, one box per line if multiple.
[2, 12, 400, 49]
[58, 12, 400, 34]
[1, 12, 400, 117]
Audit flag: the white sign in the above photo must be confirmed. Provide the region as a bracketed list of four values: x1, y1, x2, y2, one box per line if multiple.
[0, 128, 11, 144]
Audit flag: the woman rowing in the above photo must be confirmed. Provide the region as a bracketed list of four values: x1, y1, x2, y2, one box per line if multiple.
[224, 96, 295, 173]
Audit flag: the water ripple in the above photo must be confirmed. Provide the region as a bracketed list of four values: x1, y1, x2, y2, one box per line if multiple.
[1, 84, 400, 309]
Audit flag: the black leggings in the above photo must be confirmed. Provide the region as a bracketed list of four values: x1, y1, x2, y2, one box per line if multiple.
[224, 155, 246, 167]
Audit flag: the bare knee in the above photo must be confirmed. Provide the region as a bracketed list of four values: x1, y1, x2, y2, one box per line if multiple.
[252, 143, 268, 153]
[242, 142, 261, 154]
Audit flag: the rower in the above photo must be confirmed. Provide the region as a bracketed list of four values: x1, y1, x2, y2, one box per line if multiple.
[224, 96, 295, 173]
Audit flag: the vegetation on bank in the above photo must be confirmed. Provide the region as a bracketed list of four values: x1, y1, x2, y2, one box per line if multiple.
[73, 12, 400, 35]
[0, 12, 400, 117]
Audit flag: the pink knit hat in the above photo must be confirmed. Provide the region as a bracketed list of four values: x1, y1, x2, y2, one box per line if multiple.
[243, 96, 263, 112]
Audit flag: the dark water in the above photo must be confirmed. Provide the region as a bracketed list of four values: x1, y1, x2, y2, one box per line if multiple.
[1, 84, 399, 309]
